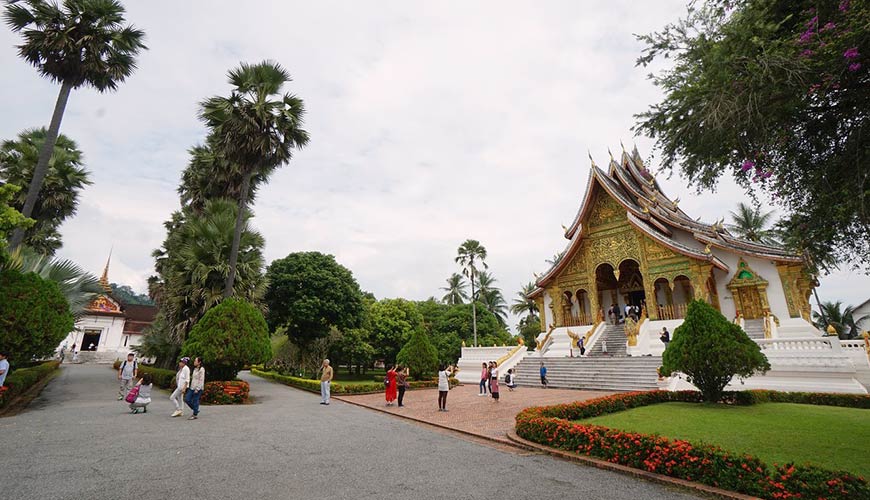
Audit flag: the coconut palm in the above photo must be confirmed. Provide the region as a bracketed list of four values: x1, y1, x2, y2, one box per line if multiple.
[510, 281, 539, 319]
[440, 273, 468, 305]
[152, 199, 266, 343]
[4, 0, 146, 250]
[455, 239, 487, 346]
[812, 301, 869, 340]
[727, 202, 780, 245]
[2, 246, 101, 318]
[199, 61, 309, 298]
[476, 271, 508, 326]
[0, 128, 91, 254]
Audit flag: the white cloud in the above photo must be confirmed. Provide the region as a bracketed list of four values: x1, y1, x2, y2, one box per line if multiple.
[2, 1, 866, 331]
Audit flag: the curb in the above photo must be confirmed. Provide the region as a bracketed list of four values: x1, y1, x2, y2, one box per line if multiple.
[505, 430, 760, 500]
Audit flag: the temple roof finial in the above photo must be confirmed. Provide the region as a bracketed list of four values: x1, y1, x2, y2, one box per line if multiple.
[99, 248, 113, 293]
[607, 147, 614, 161]
[588, 150, 597, 168]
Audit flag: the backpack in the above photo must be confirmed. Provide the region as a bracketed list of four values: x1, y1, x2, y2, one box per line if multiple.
[121, 360, 138, 375]
[504, 373, 512, 384]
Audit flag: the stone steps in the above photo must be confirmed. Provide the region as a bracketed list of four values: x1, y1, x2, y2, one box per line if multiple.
[513, 356, 661, 391]
[743, 319, 766, 340]
[588, 325, 628, 357]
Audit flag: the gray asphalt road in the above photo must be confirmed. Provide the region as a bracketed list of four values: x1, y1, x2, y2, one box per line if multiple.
[0, 364, 703, 500]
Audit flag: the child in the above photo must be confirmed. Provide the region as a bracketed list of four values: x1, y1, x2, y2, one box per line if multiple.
[505, 368, 517, 391]
[130, 373, 153, 414]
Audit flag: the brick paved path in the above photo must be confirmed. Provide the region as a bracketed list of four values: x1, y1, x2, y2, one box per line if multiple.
[339, 383, 615, 443]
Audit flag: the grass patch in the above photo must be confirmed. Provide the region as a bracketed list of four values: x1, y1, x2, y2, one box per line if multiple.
[579, 402, 870, 477]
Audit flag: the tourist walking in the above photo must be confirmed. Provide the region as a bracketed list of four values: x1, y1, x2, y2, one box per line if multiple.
[117, 353, 138, 400]
[396, 365, 409, 407]
[490, 363, 500, 401]
[577, 336, 586, 356]
[170, 357, 190, 417]
[505, 368, 516, 391]
[385, 365, 398, 407]
[0, 351, 9, 388]
[437, 364, 453, 412]
[320, 359, 333, 405]
[184, 357, 205, 420]
[129, 373, 153, 414]
[478, 362, 488, 396]
[71, 344, 79, 363]
[660, 327, 671, 349]
[539, 362, 548, 388]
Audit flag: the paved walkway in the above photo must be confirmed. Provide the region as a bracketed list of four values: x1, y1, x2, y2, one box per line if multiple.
[0, 365, 702, 500]
[340, 383, 616, 443]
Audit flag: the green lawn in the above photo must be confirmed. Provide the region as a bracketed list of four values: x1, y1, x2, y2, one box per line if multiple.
[579, 402, 870, 477]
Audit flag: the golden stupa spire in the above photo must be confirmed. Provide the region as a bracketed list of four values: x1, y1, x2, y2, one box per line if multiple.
[99, 248, 113, 293]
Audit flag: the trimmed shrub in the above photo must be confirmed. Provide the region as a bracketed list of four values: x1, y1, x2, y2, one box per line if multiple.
[0, 360, 60, 408]
[0, 270, 74, 363]
[515, 390, 870, 499]
[396, 328, 439, 379]
[181, 298, 272, 381]
[661, 300, 770, 401]
[251, 368, 458, 394]
[202, 380, 249, 404]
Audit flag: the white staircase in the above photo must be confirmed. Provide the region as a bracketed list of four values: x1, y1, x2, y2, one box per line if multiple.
[742, 319, 766, 340]
[69, 351, 122, 364]
[588, 324, 628, 357]
[512, 356, 661, 392]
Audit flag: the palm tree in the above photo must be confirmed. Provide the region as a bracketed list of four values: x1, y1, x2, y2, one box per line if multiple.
[152, 199, 266, 343]
[727, 202, 780, 245]
[510, 282, 539, 319]
[4, 0, 146, 250]
[0, 128, 91, 254]
[441, 273, 468, 305]
[2, 246, 101, 318]
[812, 301, 869, 340]
[178, 140, 265, 215]
[476, 271, 508, 326]
[199, 61, 309, 298]
[455, 239, 487, 346]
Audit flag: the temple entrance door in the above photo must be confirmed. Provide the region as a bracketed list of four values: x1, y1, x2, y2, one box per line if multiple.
[628, 290, 646, 308]
[82, 329, 101, 351]
[737, 287, 763, 319]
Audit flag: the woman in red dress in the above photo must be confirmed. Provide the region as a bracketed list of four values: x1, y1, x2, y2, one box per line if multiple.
[385, 365, 398, 406]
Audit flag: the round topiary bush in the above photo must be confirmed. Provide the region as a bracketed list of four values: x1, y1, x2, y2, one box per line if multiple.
[0, 270, 74, 363]
[181, 298, 272, 381]
[660, 300, 770, 402]
[396, 328, 439, 380]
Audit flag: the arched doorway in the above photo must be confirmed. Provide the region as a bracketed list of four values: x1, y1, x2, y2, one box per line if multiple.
[596, 263, 620, 324]
[618, 259, 645, 317]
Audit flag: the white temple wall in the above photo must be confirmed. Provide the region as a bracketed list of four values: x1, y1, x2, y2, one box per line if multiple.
[710, 250, 791, 320]
[64, 315, 128, 353]
[543, 291, 554, 329]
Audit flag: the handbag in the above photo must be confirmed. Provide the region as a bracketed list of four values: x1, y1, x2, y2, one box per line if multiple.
[124, 385, 140, 403]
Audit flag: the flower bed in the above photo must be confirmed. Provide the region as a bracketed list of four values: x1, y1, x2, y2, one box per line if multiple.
[251, 368, 458, 395]
[0, 361, 61, 408]
[515, 390, 870, 499]
[202, 380, 250, 404]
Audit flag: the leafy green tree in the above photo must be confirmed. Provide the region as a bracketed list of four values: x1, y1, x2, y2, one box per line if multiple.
[368, 298, 424, 364]
[635, 0, 869, 270]
[109, 283, 154, 306]
[3, 246, 101, 318]
[0, 129, 91, 254]
[0, 269, 74, 363]
[4, 0, 146, 250]
[181, 298, 272, 381]
[396, 328, 439, 379]
[517, 315, 541, 351]
[661, 300, 770, 401]
[132, 312, 178, 370]
[727, 202, 780, 246]
[330, 327, 376, 374]
[0, 184, 34, 263]
[264, 251, 364, 346]
[510, 281, 539, 320]
[440, 273, 468, 305]
[433, 303, 511, 349]
[199, 61, 309, 297]
[455, 239, 487, 346]
[152, 199, 266, 344]
[813, 301, 870, 340]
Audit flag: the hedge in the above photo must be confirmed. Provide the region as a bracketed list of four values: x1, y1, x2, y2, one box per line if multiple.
[0, 361, 60, 408]
[515, 390, 870, 499]
[113, 360, 177, 389]
[251, 368, 459, 395]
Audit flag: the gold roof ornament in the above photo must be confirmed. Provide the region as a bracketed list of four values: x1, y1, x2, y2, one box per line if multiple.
[517, 337, 524, 346]
[673, 197, 680, 207]
[461, 340, 466, 347]
[826, 324, 837, 336]
[588, 150, 597, 168]
[608, 148, 614, 161]
[703, 243, 712, 254]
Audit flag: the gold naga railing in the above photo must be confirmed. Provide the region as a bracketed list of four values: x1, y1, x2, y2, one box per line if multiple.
[535, 323, 557, 351]
[624, 305, 648, 347]
[658, 303, 688, 320]
[496, 343, 524, 367]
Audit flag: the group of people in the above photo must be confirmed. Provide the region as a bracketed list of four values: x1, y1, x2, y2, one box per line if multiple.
[607, 303, 643, 325]
[116, 353, 205, 420]
[383, 364, 410, 407]
[478, 361, 517, 400]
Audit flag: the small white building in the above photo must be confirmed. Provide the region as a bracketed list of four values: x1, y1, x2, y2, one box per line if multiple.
[854, 298, 870, 336]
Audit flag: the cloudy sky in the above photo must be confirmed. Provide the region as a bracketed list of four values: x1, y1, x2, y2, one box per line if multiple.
[2, 1, 866, 328]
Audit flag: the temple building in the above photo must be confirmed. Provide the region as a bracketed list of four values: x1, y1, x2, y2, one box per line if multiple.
[59, 256, 157, 362]
[528, 146, 816, 332]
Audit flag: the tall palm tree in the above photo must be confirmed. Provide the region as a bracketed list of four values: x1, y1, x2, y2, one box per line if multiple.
[476, 271, 508, 326]
[812, 301, 869, 340]
[199, 61, 309, 298]
[510, 281, 539, 319]
[178, 140, 265, 215]
[2, 246, 101, 318]
[455, 239, 487, 346]
[727, 202, 779, 245]
[441, 273, 468, 305]
[4, 0, 146, 250]
[0, 128, 91, 254]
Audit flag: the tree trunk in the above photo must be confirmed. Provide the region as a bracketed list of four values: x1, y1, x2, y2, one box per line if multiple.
[9, 81, 73, 250]
[812, 287, 826, 328]
[471, 267, 478, 347]
[224, 171, 252, 298]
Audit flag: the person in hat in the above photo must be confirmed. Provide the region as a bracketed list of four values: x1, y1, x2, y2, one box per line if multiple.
[170, 357, 191, 417]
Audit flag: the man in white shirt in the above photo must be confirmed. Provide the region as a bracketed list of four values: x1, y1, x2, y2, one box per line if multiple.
[170, 357, 191, 417]
[0, 351, 10, 387]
